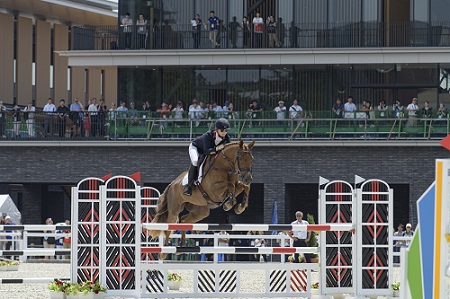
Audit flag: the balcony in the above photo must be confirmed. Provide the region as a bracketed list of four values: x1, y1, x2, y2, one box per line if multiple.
[71, 21, 450, 51]
[0, 110, 447, 141]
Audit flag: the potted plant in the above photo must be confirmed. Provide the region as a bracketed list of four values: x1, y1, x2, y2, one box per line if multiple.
[0, 260, 19, 271]
[48, 279, 68, 299]
[167, 272, 182, 290]
[310, 281, 320, 295]
[65, 283, 82, 299]
[287, 255, 295, 263]
[306, 214, 319, 263]
[392, 281, 400, 297]
[79, 280, 108, 299]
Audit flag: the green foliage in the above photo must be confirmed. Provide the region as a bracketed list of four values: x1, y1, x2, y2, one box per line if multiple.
[168, 273, 182, 281]
[306, 214, 318, 258]
[48, 279, 67, 293]
[392, 281, 400, 291]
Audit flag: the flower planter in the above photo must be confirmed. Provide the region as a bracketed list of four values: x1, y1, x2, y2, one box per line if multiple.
[66, 294, 80, 299]
[78, 293, 105, 299]
[0, 265, 19, 271]
[310, 288, 320, 296]
[393, 290, 400, 297]
[48, 291, 66, 299]
[167, 280, 182, 290]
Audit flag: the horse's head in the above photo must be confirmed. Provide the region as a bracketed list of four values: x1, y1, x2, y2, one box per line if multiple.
[236, 140, 255, 185]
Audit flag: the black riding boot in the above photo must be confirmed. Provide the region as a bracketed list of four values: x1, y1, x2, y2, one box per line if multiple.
[183, 164, 198, 196]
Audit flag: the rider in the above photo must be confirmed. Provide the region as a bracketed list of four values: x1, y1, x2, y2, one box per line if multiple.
[183, 118, 231, 196]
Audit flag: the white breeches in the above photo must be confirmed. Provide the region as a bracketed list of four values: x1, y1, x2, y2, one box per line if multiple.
[188, 143, 200, 166]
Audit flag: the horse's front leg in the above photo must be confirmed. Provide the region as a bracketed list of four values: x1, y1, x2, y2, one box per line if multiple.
[181, 231, 186, 247]
[223, 179, 237, 211]
[160, 230, 171, 260]
[234, 183, 250, 215]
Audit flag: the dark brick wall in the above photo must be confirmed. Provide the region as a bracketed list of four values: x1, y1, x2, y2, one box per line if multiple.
[0, 144, 447, 225]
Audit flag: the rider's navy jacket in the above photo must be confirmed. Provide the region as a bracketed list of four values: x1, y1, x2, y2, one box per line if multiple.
[192, 130, 231, 155]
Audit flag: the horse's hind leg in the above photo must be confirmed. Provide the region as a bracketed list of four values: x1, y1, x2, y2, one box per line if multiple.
[159, 230, 172, 260]
[234, 183, 250, 215]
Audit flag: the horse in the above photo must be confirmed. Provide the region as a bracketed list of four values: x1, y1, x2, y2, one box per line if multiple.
[149, 140, 255, 255]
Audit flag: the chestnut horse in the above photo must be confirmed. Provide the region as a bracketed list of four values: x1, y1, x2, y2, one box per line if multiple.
[149, 140, 255, 252]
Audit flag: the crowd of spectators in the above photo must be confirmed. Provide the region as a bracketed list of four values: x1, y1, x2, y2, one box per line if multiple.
[117, 10, 301, 50]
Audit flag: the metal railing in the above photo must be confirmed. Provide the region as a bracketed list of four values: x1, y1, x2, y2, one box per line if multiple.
[72, 21, 450, 51]
[0, 110, 447, 141]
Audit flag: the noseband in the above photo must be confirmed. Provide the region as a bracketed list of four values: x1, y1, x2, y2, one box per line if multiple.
[220, 147, 253, 180]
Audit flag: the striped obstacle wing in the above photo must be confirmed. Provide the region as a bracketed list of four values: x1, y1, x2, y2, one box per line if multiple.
[198, 270, 237, 293]
[290, 270, 307, 292]
[145, 270, 163, 293]
[270, 270, 287, 292]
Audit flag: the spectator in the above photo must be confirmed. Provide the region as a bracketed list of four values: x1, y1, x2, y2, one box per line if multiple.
[128, 102, 139, 126]
[70, 98, 83, 137]
[276, 17, 286, 47]
[43, 98, 56, 136]
[332, 99, 344, 118]
[253, 231, 267, 262]
[267, 16, 279, 48]
[216, 19, 227, 48]
[437, 103, 448, 119]
[393, 223, 404, 263]
[97, 99, 108, 136]
[189, 99, 203, 121]
[212, 101, 223, 118]
[406, 98, 419, 127]
[288, 211, 311, 263]
[12, 104, 21, 138]
[422, 101, 432, 118]
[228, 16, 239, 48]
[122, 13, 133, 49]
[377, 100, 388, 118]
[252, 12, 264, 48]
[23, 102, 36, 138]
[56, 99, 69, 138]
[289, 99, 303, 120]
[172, 101, 184, 119]
[344, 96, 357, 118]
[223, 101, 235, 119]
[248, 100, 263, 119]
[157, 102, 171, 128]
[136, 14, 148, 49]
[393, 100, 404, 118]
[88, 98, 99, 137]
[4, 216, 15, 251]
[191, 14, 203, 49]
[241, 16, 251, 48]
[206, 11, 219, 48]
[289, 22, 299, 48]
[63, 219, 71, 260]
[404, 223, 414, 246]
[274, 100, 286, 125]
[43, 217, 55, 259]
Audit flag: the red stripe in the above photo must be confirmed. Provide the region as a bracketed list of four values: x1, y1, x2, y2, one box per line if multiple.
[273, 247, 296, 254]
[141, 247, 162, 254]
[308, 224, 330, 231]
[168, 224, 194, 231]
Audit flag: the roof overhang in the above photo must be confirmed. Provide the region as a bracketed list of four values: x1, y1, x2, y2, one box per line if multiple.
[57, 47, 450, 67]
[1, 0, 117, 26]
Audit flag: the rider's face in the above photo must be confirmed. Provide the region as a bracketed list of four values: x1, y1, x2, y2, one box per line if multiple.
[217, 129, 228, 138]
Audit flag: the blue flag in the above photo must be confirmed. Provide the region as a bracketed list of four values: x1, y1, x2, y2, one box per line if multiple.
[271, 198, 278, 235]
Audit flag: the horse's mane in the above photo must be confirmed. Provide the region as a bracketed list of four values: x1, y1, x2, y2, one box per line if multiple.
[223, 141, 240, 149]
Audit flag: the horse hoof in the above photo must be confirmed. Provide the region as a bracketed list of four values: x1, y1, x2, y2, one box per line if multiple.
[234, 205, 245, 215]
[223, 201, 233, 211]
[160, 253, 167, 260]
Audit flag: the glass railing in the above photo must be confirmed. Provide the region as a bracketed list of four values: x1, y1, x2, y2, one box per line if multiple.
[71, 21, 450, 51]
[0, 110, 447, 141]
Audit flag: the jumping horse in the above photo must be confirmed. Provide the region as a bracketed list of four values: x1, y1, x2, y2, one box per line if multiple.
[149, 140, 255, 256]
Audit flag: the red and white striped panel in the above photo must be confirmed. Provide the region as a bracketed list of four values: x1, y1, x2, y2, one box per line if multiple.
[290, 270, 307, 292]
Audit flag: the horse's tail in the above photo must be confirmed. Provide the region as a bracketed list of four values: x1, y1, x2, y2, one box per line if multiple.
[148, 182, 172, 239]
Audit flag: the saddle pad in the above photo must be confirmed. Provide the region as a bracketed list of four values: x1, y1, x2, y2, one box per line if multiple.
[181, 159, 205, 186]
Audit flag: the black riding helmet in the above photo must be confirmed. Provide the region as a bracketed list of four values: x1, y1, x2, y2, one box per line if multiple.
[215, 118, 230, 131]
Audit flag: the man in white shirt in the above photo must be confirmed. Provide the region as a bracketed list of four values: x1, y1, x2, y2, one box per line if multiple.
[43, 98, 56, 136]
[344, 96, 357, 119]
[288, 211, 311, 263]
[406, 98, 419, 127]
[88, 98, 99, 137]
[289, 99, 303, 120]
[274, 101, 287, 124]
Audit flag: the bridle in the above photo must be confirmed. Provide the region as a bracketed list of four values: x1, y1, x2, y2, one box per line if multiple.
[219, 146, 253, 182]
